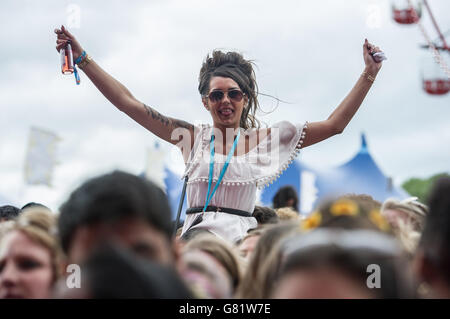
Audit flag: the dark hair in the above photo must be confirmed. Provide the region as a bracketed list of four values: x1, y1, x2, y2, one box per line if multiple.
[272, 186, 299, 212]
[21, 202, 50, 211]
[0, 205, 21, 221]
[58, 170, 173, 253]
[83, 244, 193, 299]
[252, 206, 279, 225]
[198, 50, 260, 130]
[419, 177, 450, 285]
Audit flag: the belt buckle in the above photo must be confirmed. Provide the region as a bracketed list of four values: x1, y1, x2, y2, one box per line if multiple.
[216, 207, 221, 213]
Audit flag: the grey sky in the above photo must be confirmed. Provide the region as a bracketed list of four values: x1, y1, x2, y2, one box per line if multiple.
[0, 0, 449, 211]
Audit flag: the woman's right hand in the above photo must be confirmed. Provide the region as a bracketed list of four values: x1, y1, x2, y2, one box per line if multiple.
[54, 25, 84, 61]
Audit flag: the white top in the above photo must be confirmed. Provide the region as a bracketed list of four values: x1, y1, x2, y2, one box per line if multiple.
[180, 120, 308, 242]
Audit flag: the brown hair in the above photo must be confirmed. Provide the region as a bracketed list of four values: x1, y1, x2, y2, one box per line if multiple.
[198, 50, 260, 130]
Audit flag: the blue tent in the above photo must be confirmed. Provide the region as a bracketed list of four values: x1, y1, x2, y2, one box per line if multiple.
[163, 167, 187, 222]
[260, 133, 410, 214]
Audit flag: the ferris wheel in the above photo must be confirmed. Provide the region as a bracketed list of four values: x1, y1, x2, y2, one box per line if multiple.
[392, 0, 450, 95]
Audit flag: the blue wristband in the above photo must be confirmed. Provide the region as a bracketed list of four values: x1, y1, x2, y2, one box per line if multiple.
[74, 51, 86, 65]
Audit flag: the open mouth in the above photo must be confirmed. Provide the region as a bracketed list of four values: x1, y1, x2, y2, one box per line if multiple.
[218, 108, 234, 117]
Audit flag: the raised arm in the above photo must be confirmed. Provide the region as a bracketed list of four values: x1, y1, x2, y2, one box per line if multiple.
[54, 26, 195, 150]
[301, 39, 383, 148]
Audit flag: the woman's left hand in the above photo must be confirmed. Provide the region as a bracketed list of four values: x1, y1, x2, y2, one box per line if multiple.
[363, 39, 383, 75]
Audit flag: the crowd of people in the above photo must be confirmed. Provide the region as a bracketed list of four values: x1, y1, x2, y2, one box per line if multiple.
[1, 25, 444, 300]
[0, 173, 449, 299]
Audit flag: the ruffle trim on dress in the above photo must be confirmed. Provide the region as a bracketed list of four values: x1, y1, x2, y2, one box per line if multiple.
[187, 178, 257, 186]
[255, 121, 308, 190]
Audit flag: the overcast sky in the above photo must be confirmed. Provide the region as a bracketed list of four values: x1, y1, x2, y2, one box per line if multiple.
[0, 0, 449, 211]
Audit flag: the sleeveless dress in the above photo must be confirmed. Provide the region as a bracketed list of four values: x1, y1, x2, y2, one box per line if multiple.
[180, 120, 308, 243]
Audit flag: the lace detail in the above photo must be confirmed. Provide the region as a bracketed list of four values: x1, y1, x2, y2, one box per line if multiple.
[187, 178, 257, 186]
[255, 121, 308, 189]
[183, 121, 308, 189]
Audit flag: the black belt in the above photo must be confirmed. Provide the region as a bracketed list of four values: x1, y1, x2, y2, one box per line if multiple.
[186, 206, 252, 217]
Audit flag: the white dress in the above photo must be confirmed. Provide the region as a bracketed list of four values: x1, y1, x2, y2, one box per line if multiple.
[180, 120, 308, 243]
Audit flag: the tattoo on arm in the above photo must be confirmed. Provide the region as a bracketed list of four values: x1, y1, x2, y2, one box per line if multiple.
[143, 103, 194, 131]
[172, 119, 194, 131]
[144, 103, 170, 126]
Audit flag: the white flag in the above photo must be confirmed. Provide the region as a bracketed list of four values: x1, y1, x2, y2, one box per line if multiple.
[24, 127, 60, 186]
[300, 170, 319, 214]
[145, 142, 167, 191]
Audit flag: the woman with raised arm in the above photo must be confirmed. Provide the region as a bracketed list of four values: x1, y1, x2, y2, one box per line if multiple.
[55, 25, 383, 243]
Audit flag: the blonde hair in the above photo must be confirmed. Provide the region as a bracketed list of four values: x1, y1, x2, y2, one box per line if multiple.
[0, 220, 15, 240]
[183, 234, 243, 291]
[381, 197, 428, 231]
[381, 197, 428, 255]
[5, 207, 63, 283]
[275, 207, 300, 221]
[236, 221, 300, 298]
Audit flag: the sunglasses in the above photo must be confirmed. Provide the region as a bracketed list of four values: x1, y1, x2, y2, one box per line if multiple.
[205, 89, 245, 103]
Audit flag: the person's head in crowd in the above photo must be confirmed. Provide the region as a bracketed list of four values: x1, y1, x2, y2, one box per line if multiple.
[173, 220, 184, 241]
[382, 197, 428, 231]
[179, 233, 242, 298]
[382, 197, 428, 255]
[272, 186, 299, 212]
[275, 207, 300, 221]
[300, 195, 391, 233]
[0, 205, 21, 223]
[237, 227, 265, 262]
[0, 221, 15, 241]
[236, 221, 300, 298]
[180, 227, 213, 243]
[344, 193, 382, 212]
[21, 202, 51, 214]
[54, 243, 193, 299]
[414, 177, 450, 298]
[0, 208, 63, 299]
[58, 170, 176, 266]
[252, 206, 278, 225]
[268, 228, 415, 299]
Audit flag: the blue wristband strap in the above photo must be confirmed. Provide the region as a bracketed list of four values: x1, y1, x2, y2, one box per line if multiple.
[203, 130, 241, 212]
[74, 51, 86, 65]
[72, 51, 85, 85]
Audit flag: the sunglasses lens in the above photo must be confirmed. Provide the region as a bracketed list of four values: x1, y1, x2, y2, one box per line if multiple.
[209, 91, 224, 102]
[228, 90, 243, 101]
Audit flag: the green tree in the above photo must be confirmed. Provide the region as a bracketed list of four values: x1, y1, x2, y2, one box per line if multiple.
[402, 172, 450, 203]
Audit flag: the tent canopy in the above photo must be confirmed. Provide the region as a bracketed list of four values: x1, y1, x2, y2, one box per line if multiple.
[260, 133, 409, 214]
